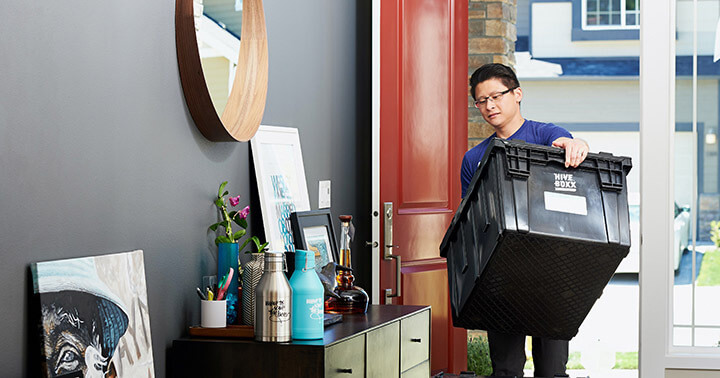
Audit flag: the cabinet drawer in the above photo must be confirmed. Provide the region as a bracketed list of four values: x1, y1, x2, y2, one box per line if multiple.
[325, 335, 366, 377]
[401, 359, 430, 378]
[366, 320, 400, 377]
[400, 310, 430, 372]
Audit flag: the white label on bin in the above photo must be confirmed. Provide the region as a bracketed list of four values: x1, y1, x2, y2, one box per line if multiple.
[544, 191, 588, 216]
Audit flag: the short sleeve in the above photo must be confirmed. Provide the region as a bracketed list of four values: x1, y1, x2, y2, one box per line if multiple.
[460, 154, 474, 198]
[539, 122, 573, 146]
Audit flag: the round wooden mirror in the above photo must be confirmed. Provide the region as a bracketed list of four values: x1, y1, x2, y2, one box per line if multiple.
[176, 0, 268, 142]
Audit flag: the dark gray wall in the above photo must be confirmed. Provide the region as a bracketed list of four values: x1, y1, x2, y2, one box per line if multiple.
[0, 0, 370, 376]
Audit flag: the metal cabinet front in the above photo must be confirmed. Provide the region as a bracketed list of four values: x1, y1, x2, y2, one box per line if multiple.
[366, 321, 400, 377]
[401, 360, 430, 378]
[325, 335, 366, 377]
[400, 310, 430, 372]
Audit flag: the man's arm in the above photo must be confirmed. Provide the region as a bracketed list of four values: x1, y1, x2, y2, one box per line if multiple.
[552, 137, 589, 168]
[460, 155, 473, 198]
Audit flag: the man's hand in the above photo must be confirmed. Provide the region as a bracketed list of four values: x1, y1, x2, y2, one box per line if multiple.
[552, 137, 589, 168]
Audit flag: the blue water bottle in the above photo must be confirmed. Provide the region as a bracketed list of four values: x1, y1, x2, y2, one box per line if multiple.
[289, 249, 324, 339]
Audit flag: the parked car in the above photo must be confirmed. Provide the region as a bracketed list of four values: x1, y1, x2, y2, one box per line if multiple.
[615, 197, 691, 273]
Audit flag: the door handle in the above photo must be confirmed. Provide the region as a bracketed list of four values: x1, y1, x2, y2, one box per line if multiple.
[384, 202, 401, 302]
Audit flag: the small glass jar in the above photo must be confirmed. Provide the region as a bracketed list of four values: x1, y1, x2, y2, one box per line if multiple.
[325, 215, 369, 314]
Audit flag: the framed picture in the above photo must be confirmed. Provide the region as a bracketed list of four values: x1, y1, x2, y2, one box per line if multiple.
[251, 125, 311, 252]
[31, 250, 155, 377]
[290, 209, 339, 272]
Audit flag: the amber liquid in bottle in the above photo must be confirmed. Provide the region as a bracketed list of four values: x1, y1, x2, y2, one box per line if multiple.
[325, 217, 369, 314]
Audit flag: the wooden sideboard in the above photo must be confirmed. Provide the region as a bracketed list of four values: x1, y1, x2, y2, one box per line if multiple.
[170, 305, 431, 377]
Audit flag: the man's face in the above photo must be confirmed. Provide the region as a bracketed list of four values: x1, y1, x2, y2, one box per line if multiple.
[474, 78, 522, 129]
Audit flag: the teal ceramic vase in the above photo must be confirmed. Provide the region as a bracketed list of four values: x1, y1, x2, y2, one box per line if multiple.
[217, 242, 240, 324]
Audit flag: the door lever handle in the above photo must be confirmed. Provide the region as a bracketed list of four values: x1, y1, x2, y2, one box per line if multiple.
[365, 241, 379, 248]
[384, 202, 401, 302]
[384, 254, 401, 300]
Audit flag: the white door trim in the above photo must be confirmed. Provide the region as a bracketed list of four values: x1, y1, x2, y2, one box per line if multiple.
[639, 0, 675, 376]
[371, 0, 380, 305]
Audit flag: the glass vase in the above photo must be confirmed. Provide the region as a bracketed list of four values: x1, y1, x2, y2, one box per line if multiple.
[242, 252, 265, 326]
[217, 242, 240, 325]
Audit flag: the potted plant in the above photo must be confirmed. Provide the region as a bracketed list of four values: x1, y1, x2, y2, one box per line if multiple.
[209, 181, 268, 325]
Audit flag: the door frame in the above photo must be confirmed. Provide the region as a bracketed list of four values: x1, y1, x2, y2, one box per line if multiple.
[638, 0, 674, 374]
[371, 0, 380, 305]
[640, 0, 720, 374]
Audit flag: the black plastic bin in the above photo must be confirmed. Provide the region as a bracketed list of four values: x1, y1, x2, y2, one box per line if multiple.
[440, 138, 632, 340]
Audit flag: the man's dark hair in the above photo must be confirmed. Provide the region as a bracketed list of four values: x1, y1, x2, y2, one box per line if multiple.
[469, 63, 520, 101]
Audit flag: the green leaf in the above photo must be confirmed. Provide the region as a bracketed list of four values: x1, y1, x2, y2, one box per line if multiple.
[214, 198, 224, 208]
[229, 211, 248, 228]
[222, 191, 229, 197]
[232, 230, 246, 240]
[208, 222, 221, 232]
[240, 238, 253, 253]
[218, 181, 228, 197]
[217, 235, 232, 244]
[252, 237, 269, 252]
[231, 217, 247, 229]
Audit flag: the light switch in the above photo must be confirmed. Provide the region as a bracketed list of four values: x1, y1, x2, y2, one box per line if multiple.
[319, 180, 331, 209]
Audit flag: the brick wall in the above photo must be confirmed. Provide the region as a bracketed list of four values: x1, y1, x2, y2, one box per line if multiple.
[468, 0, 517, 149]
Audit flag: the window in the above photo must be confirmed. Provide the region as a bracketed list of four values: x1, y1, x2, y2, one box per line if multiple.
[584, 0, 640, 29]
[672, 0, 720, 351]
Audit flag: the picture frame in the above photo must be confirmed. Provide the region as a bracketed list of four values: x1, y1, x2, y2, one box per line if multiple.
[250, 125, 311, 252]
[290, 209, 339, 272]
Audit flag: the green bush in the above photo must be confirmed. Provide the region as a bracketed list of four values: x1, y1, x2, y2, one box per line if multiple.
[710, 220, 720, 248]
[467, 334, 493, 376]
[613, 352, 638, 369]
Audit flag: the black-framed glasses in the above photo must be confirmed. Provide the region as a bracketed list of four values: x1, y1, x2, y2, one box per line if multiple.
[474, 86, 518, 108]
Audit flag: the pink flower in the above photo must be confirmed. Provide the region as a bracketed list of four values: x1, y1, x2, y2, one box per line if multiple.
[229, 196, 241, 207]
[238, 206, 250, 219]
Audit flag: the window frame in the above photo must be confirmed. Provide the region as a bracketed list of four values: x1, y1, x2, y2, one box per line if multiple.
[582, 0, 641, 30]
[569, 0, 640, 41]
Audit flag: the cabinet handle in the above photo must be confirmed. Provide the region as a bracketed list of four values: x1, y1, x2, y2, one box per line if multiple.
[410, 338, 422, 343]
[337, 368, 353, 374]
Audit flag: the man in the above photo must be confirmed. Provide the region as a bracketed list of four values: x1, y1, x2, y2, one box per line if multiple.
[461, 63, 589, 377]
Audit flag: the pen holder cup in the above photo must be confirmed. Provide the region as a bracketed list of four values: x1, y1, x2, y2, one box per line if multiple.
[201, 300, 227, 328]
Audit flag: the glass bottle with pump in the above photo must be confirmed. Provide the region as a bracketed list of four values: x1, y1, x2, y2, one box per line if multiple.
[325, 215, 369, 314]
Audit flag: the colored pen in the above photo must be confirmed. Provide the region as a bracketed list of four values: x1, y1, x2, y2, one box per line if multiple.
[208, 290, 214, 301]
[196, 287, 207, 300]
[217, 274, 227, 295]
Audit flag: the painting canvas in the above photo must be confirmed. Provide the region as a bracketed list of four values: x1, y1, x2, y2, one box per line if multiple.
[31, 250, 155, 377]
[251, 126, 311, 252]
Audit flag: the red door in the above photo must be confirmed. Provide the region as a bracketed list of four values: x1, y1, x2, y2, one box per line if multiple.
[379, 0, 468, 374]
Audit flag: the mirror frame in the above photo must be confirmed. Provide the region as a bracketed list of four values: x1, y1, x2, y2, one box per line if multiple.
[175, 0, 268, 142]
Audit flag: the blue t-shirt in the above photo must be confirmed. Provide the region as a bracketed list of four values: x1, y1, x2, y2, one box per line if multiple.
[460, 119, 572, 198]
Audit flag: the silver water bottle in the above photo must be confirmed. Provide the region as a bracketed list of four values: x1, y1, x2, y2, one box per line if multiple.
[254, 251, 292, 342]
